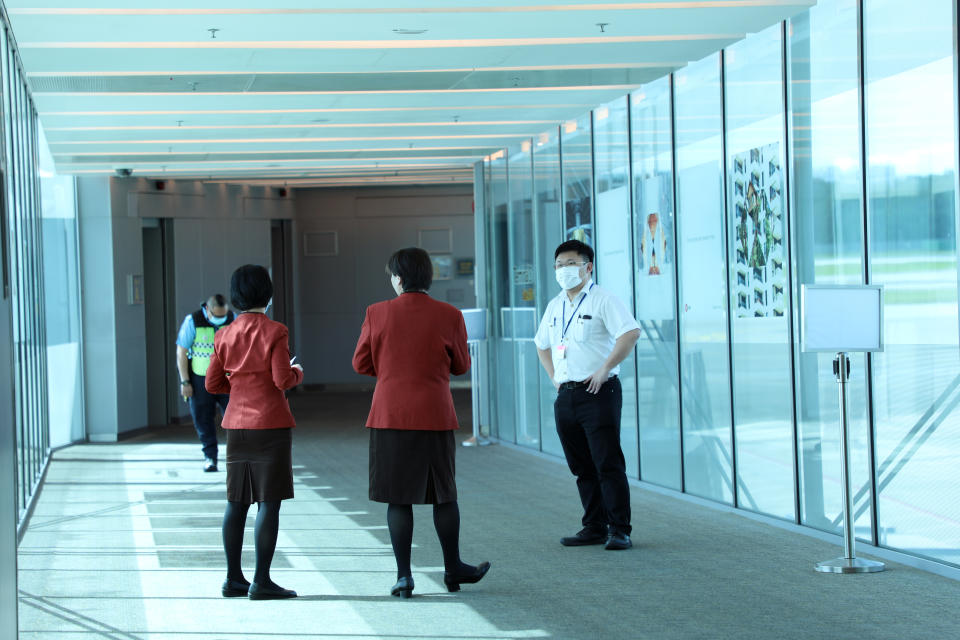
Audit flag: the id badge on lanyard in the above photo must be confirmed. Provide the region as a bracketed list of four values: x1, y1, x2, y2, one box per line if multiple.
[554, 343, 569, 380]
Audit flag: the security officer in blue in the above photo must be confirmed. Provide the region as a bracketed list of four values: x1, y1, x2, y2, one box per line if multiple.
[175, 294, 235, 471]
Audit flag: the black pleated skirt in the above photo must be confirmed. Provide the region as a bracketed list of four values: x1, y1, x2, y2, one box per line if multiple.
[225, 428, 293, 504]
[369, 428, 457, 504]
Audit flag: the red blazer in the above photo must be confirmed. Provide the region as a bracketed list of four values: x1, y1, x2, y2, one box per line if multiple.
[352, 292, 470, 430]
[205, 313, 303, 429]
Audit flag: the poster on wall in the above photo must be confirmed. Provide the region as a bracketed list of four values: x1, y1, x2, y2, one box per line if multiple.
[564, 196, 592, 244]
[636, 175, 674, 320]
[731, 142, 785, 318]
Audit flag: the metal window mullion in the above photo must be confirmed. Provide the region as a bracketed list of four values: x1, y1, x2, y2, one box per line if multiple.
[719, 50, 739, 508]
[781, 20, 803, 525]
[668, 73, 686, 494]
[857, 0, 882, 548]
[30, 104, 48, 457]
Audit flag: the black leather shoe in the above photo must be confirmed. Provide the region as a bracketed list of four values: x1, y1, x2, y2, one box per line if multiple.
[391, 576, 414, 599]
[248, 582, 297, 600]
[203, 458, 218, 472]
[605, 531, 632, 550]
[443, 561, 491, 592]
[222, 578, 250, 597]
[560, 527, 607, 546]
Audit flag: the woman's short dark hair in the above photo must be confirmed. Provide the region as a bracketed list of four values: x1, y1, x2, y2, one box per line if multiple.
[230, 264, 273, 311]
[554, 239, 594, 263]
[387, 247, 433, 291]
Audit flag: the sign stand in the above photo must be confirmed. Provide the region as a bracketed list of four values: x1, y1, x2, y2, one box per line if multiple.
[814, 352, 884, 574]
[460, 309, 490, 447]
[802, 285, 885, 575]
[462, 340, 490, 447]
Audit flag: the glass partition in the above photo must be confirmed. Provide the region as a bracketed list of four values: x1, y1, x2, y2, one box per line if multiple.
[674, 54, 735, 504]
[725, 25, 796, 520]
[508, 142, 541, 449]
[788, 0, 872, 538]
[533, 129, 565, 457]
[630, 78, 681, 488]
[487, 153, 515, 442]
[561, 114, 593, 245]
[864, 0, 960, 565]
[593, 96, 640, 479]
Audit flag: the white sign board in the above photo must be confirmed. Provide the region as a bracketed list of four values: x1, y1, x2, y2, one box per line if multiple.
[801, 285, 883, 353]
[461, 308, 486, 342]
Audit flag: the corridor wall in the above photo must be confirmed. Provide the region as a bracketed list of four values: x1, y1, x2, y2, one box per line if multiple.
[78, 177, 284, 439]
[293, 185, 475, 385]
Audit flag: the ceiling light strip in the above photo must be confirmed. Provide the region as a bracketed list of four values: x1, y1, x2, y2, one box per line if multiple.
[10, 3, 813, 16]
[44, 121, 553, 131]
[38, 85, 641, 96]
[23, 35, 739, 49]
[40, 105, 593, 116]
[27, 63, 680, 77]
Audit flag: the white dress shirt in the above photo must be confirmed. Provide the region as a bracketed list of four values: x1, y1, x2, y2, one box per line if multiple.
[533, 279, 640, 384]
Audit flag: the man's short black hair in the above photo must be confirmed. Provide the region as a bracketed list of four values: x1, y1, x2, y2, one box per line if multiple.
[230, 264, 273, 311]
[554, 239, 594, 263]
[208, 294, 227, 308]
[387, 247, 433, 291]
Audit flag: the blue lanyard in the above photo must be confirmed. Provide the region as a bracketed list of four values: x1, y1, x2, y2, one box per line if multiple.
[561, 283, 594, 341]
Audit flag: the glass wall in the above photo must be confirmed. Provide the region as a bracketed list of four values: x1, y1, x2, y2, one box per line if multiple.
[593, 96, 640, 479]
[487, 153, 514, 442]
[788, 0, 873, 537]
[507, 144, 541, 449]
[0, 21, 58, 525]
[725, 26, 796, 520]
[863, 0, 960, 564]
[39, 124, 83, 448]
[632, 77, 682, 489]
[480, 0, 960, 569]
[674, 54, 735, 503]
[532, 130, 565, 457]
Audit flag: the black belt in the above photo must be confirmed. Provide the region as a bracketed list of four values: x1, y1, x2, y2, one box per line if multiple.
[558, 375, 617, 390]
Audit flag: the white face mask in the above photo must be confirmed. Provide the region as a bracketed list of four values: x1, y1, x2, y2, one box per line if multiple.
[555, 265, 584, 290]
[391, 274, 403, 296]
[209, 313, 228, 326]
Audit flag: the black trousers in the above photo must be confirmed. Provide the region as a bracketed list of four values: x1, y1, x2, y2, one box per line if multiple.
[555, 376, 631, 535]
[189, 371, 229, 461]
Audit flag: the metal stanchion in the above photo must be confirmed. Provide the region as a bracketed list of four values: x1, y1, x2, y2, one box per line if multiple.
[462, 340, 490, 447]
[815, 352, 884, 574]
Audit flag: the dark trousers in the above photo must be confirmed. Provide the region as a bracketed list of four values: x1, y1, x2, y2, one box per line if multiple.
[555, 376, 631, 535]
[189, 370, 229, 461]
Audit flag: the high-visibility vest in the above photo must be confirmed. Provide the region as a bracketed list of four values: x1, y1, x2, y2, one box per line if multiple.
[189, 307, 234, 376]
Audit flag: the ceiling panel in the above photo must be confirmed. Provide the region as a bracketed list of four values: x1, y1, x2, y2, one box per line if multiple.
[6, 0, 815, 184]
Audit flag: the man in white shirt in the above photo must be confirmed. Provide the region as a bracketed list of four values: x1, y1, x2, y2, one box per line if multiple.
[534, 240, 641, 550]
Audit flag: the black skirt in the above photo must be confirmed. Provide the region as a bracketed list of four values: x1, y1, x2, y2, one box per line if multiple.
[369, 428, 457, 504]
[225, 428, 293, 504]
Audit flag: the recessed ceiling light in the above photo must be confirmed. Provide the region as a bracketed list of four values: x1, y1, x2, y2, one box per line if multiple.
[392, 28, 428, 35]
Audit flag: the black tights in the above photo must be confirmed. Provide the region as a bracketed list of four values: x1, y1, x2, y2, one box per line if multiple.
[387, 502, 473, 580]
[222, 500, 283, 587]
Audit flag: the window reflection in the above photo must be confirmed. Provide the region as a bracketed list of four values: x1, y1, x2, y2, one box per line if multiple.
[594, 96, 640, 479]
[865, 0, 960, 565]
[675, 53, 735, 505]
[789, 0, 873, 540]
[631, 80, 681, 488]
[725, 25, 795, 521]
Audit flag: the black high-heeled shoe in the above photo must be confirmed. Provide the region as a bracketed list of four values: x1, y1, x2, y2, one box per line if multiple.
[443, 561, 491, 592]
[391, 576, 414, 598]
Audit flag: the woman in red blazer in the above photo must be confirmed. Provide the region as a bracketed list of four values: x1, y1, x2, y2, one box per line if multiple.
[353, 247, 490, 599]
[206, 264, 303, 601]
